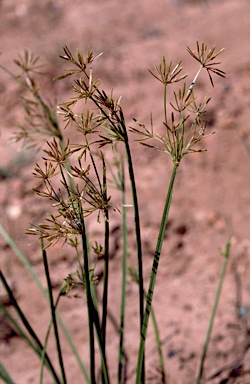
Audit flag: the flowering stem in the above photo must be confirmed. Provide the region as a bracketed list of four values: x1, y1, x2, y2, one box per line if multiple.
[118, 158, 127, 383]
[195, 237, 231, 384]
[136, 164, 179, 383]
[0, 224, 89, 381]
[42, 244, 67, 384]
[81, 223, 96, 384]
[102, 156, 109, 357]
[0, 270, 61, 384]
[120, 111, 145, 380]
[147, 293, 166, 383]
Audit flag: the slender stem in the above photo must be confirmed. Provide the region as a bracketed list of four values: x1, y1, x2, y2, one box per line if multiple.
[40, 293, 61, 384]
[195, 237, 231, 384]
[83, 70, 143, 380]
[133, 280, 166, 383]
[77, 241, 110, 384]
[0, 361, 15, 384]
[79, 212, 108, 382]
[0, 224, 45, 294]
[150, 304, 166, 383]
[90, 286, 110, 384]
[136, 164, 179, 384]
[88, 86, 144, 346]
[120, 112, 144, 326]
[0, 270, 61, 384]
[81, 222, 96, 384]
[77, 222, 109, 384]
[42, 244, 67, 384]
[88, 142, 102, 191]
[0, 224, 89, 382]
[164, 83, 168, 127]
[101, 155, 110, 381]
[0, 304, 39, 356]
[122, 122, 145, 382]
[118, 158, 127, 383]
[59, 163, 73, 201]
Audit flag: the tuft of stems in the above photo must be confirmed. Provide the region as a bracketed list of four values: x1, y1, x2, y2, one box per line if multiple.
[0, 224, 90, 382]
[55, 45, 146, 380]
[41, 241, 67, 384]
[0, 270, 61, 384]
[0, 42, 225, 383]
[134, 42, 225, 382]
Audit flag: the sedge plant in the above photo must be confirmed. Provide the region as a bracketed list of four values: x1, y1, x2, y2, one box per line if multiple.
[133, 41, 225, 383]
[0, 41, 225, 383]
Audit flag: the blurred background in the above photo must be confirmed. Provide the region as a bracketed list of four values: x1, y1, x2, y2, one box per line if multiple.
[1, 1, 250, 383]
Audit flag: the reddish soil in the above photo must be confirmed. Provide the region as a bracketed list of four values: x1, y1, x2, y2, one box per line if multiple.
[1, 0, 250, 383]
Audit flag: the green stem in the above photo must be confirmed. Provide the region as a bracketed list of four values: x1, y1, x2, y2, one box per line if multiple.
[0, 224, 89, 382]
[0, 304, 39, 356]
[150, 305, 166, 383]
[0, 270, 61, 384]
[123, 131, 145, 382]
[0, 361, 15, 384]
[136, 164, 179, 383]
[42, 244, 67, 384]
[77, 228, 109, 384]
[90, 287, 110, 384]
[101, 155, 110, 382]
[88, 92, 144, 344]
[40, 292, 61, 384]
[118, 158, 127, 383]
[120, 111, 144, 339]
[81, 225, 96, 384]
[86, 83, 143, 379]
[195, 237, 231, 384]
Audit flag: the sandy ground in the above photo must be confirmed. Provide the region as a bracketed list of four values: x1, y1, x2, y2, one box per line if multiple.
[1, 0, 250, 383]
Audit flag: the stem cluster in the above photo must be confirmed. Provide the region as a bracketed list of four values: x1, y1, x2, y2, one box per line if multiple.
[0, 41, 226, 384]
